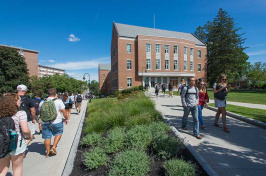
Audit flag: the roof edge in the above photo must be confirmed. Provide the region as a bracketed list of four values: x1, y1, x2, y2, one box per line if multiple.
[0, 44, 40, 53]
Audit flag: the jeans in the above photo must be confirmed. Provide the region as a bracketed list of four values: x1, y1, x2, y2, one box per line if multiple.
[182, 106, 199, 136]
[198, 105, 204, 126]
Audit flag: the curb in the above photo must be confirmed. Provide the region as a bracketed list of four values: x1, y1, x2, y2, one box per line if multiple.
[207, 106, 266, 129]
[62, 102, 88, 176]
[157, 110, 219, 176]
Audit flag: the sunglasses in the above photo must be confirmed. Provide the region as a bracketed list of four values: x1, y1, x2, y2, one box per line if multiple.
[222, 79, 226, 81]
[200, 84, 205, 85]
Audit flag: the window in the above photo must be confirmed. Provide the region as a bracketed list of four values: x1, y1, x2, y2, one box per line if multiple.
[103, 79, 105, 88]
[198, 50, 201, 58]
[184, 47, 187, 55]
[198, 64, 201, 71]
[165, 45, 169, 54]
[165, 60, 169, 70]
[146, 43, 151, 53]
[174, 46, 178, 54]
[174, 60, 178, 70]
[19, 49, 23, 55]
[127, 60, 132, 69]
[127, 78, 132, 87]
[190, 48, 194, 56]
[103, 74, 105, 78]
[156, 44, 161, 53]
[127, 44, 131, 53]
[156, 59, 160, 70]
[146, 59, 151, 69]
[184, 61, 187, 70]
[190, 61, 194, 71]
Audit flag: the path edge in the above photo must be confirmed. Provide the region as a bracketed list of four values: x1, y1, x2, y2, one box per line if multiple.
[61, 102, 88, 176]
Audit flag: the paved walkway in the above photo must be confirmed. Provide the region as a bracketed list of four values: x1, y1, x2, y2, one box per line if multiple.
[7, 100, 88, 176]
[208, 99, 266, 110]
[148, 91, 266, 176]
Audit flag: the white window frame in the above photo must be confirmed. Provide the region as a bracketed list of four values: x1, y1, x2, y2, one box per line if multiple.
[156, 44, 161, 53]
[190, 48, 194, 56]
[146, 59, 151, 70]
[127, 77, 132, 88]
[174, 60, 178, 70]
[127, 43, 131, 53]
[184, 47, 187, 55]
[156, 59, 161, 70]
[190, 61, 194, 71]
[146, 43, 151, 53]
[165, 60, 169, 70]
[165, 45, 169, 54]
[19, 49, 23, 55]
[198, 50, 201, 58]
[198, 64, 201, 72]
[174, 45, 178, 54]
[184, 61, 187, 71]
[127, 60, 132, 70]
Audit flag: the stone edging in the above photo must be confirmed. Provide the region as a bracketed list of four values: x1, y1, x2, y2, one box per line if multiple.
[207, 106, 266, 129]
[62, 103, 88, 176]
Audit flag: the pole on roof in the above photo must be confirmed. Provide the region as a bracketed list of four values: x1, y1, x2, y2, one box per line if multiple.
[154, 13, 155, 28]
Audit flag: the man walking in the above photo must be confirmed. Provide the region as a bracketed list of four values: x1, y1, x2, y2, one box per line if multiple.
[75, 91, 82, 114]
[17, 84, 36, 140]
[181, 77, 202, 139]
[33, 92, 43, 134]
[39, 88, 68, 157]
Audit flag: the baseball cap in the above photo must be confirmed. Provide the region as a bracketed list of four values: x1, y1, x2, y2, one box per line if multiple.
[17, 84, 28, 91]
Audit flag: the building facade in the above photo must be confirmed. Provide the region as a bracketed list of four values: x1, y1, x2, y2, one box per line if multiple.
[100, 22, 207, 94]
[38, 65, 65, 78]
[98, 64, 111, 94]
[0, 44, 39, 76]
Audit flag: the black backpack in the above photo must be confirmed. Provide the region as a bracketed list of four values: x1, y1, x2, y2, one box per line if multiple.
[33, 99, 41, 115]
[76, 95, 82, 103]
[214, 85, 227, 100]
[180, 84, 187, 95]
[0, 116, 16, 158]
[20, 97, 31, 121]
[183, 86, 199, 99]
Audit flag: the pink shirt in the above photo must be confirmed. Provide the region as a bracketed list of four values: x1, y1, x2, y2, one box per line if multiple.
[11, 111, 27, 141]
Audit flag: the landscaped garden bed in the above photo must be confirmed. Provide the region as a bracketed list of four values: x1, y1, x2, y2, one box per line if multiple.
[70, 90, 208, 176]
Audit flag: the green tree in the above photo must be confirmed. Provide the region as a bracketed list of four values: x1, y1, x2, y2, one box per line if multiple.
[194, 8, 249, 85]
[89, 80, 99, 95]
[247, 62, 266, 88]
[0, 46, 30, 94]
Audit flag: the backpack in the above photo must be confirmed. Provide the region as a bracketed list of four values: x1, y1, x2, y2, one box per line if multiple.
[183, 86, 199, 99]
[214, 85, 227, 100]
[180, 84, 187, 95]
[155, 84, 160, 91]
[168, 83, 173, 89]
[20, 97, 31, 121]
[33, 99, 41, 115]
[0, 116, 16, 158]
[40, 99, 57, 122]
[162, 84, 165, 89]
[76, 95, 82, 103]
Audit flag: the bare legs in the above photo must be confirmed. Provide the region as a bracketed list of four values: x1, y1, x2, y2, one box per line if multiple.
[214, 107, 228, 130]
[44, 134, 62, 157]
[0, 153, 25, 176]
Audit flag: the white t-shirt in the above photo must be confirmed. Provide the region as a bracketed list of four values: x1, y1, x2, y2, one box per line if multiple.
[178, 84, 182, 89]
[39, 97, 65, 124]
[11, 111, 27, 141]
[70, 95, 75, 102]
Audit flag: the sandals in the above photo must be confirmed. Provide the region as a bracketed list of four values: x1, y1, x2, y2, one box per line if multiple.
[183, 127, 189, 130]
[196, 135, 202, 139]
[223, 127, 230, 133]
[214, 123, 220, 127]
[201, 126, 207, 129]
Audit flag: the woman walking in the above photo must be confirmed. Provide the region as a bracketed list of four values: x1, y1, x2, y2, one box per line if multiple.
[198, 81, 209, 129]
[213, 74, 231, 132]
[63, 92, 71, 121]
[0, 95, 31, 176]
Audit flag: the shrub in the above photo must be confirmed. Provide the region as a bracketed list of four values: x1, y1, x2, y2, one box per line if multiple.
[149, 121, 171, 137]
[151, 134, 184, 159]
[80, 132, 102, 147]
[83, 147, 109, 170]
[163, 159, 196, 176]
[108, 150, 150, 176]
[125, 125, 153, 150]
[104, 127, 126, 153]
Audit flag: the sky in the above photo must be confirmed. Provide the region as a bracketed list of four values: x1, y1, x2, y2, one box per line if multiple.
[0, 0, 265, 81]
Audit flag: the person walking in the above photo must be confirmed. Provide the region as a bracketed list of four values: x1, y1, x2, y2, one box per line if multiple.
[63, 92, 71, 121]
[213, 74, 231, 132]
[155, 83, 160, 98]
[0, 95, 31, 176]
[75, 91, 82, 114]
[39, 88, 68, 158]
[198, 81, 209, 129]
[69, 93, 75, 109]
[17, 85, 36, 140]
[33, 93, 42, 134]
[168, 81, 173, 97]
[161, 83, 166, 97]
[181, 77, 202, 139]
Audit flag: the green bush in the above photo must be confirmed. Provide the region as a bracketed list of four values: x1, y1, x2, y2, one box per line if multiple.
[83, 147, 109, 170]
[80, 132, 102, 147]
[125, 125, 153, 150]
[108, 150, 150, 176]
[163, 159, 196, 176]
[149, 121, 171, 137]
[151, 134, 184, 159]
[104, 127, 126, 153]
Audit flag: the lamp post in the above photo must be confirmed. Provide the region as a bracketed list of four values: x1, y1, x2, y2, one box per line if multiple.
[83, 73, 90, 92]
[142, 67, 147, 91]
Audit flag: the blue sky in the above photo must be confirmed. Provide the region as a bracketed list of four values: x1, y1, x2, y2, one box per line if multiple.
[0, 0, 265, 81]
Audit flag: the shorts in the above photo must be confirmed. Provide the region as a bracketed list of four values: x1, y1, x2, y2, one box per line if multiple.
[76, 102, 82, 108]
[28, 121, 35, 135]
[42, 122, 64, 139]
[35, 115, 42, 124]
[65, 103, 71, 109]
[5, 139, 27, 158]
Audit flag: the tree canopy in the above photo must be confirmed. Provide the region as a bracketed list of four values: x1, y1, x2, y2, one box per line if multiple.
[246, 62, 266, 88]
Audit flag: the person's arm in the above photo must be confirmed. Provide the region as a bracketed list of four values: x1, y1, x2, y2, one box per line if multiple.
[181, 87, 187, 107]
[205, 92, 209, 103]
[29, 99, 36, 123]
[20, 121, 31, 139]
[59, 101, 68, 124]
[196, 88, 199, 105]
[226, 84, 231, 93]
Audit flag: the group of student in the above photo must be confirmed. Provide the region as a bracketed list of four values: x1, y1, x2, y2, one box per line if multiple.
[154, 82, 174, 97]
[180, 74, 231, 139]
[0, 85, 83, 176]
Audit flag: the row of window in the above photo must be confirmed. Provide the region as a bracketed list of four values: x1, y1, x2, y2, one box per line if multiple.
[127, 43, 202, 58]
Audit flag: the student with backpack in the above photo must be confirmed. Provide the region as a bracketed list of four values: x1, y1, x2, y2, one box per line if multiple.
[198, 82, 209, 129]
[161, 83, 166, 97]
[39, 88, 68, 158]
[0, 95, 31, 176]
[75, 91, 83, 114]
[33, 93, 42, 134]
[181, 77, 202, 139]
[168, 81, 173, 97]
[213, 74, 231, 133]
[155, 83, 160, 97]
[63, 92, 71, 121]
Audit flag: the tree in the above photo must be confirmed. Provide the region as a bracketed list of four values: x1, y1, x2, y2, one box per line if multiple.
[246, 62, 266, 88]
[89, 80, 99, 96]
[0, 46, 30, 94]
[194, 8, 249, 85]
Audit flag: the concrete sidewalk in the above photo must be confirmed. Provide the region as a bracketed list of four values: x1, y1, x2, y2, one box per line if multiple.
[148, 91, 266, 176]
[7, 100, 88, 176]
[208, 99, 266, 110]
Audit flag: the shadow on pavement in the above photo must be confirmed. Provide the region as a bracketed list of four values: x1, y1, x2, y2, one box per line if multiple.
[27, 142, 47, 156]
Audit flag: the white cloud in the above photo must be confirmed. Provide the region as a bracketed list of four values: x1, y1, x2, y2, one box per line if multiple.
[67, 34, 80, 42]
[247, 50, 266, 56]
[49, 57, 109, 70]
[39, 60, 46, 63]
[47, 60, 55, 63]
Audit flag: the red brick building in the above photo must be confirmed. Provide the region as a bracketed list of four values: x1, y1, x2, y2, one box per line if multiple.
[98, 64, 111, 94]
[99, 22, 207, 94]
[0, 44, 39, 76]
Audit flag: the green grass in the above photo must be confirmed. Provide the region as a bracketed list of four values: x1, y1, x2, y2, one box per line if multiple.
[209, 103, 266, 123]
[163, 159, 196, 176]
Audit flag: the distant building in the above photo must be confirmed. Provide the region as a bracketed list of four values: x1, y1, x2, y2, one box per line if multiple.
[99, 22, 207, 95]
[98, 64, 111, 94]
[0, 44, 39, 76]
[38, 65, 65, 78]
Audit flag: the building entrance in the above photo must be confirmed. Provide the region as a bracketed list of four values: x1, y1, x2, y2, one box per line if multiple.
[151, 77, 155, 87]
[170, 77, 178, 89]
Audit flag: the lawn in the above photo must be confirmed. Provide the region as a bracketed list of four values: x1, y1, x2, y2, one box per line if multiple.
[209, 103, 266, 123]
[165, 89, 266, 105]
